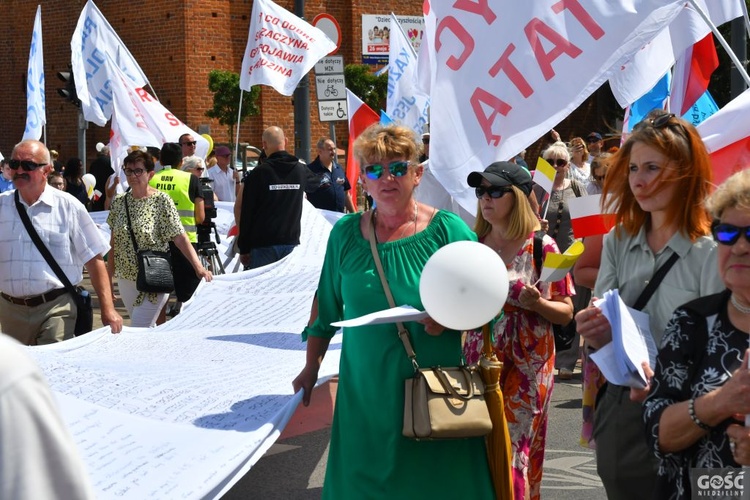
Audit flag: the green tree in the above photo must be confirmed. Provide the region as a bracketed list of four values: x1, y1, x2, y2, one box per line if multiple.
[205, 70, 261, 147]
[344, 64, 388, 112]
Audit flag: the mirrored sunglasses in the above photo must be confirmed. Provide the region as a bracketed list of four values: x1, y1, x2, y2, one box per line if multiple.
[364, 160, 410, 180]
[9, 159, 47, 171]
[475, 186, 513, 199]
[712, 223, 750, 246]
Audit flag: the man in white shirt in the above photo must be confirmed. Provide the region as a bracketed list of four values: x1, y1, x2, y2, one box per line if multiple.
[0, 140, 122, 345]
[207, 145, 240, 202]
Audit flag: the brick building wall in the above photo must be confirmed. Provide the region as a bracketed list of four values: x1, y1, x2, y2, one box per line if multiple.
[0, 0, 423, 166]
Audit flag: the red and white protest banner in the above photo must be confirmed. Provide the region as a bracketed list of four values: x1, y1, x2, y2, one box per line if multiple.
[569, 194, 616, 239]
[698, 88, 750, 187]
[240, 0, 336, 96]
[425, 0, 688, 214]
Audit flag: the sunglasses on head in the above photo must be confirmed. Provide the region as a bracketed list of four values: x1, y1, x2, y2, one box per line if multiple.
[475, 186, 513, 199]
[364, 160, 410, 180]
[549, 158, 568, 167]
[9, 159, 47, 171]
[181, 141, 197, 147]
[712, 223, 750, 246]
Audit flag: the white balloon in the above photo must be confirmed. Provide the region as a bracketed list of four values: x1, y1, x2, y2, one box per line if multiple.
[419, 241, 509, 331]
[82, 173, 96, 199]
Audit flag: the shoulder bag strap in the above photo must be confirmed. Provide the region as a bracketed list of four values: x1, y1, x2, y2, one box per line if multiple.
[631, 252, 680, 311]
[367, 212, 419, 370]
[122, 193, 139, 253]
[14, 190, 77, 296]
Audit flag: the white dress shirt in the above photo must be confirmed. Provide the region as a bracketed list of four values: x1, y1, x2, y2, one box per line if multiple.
[0, 185, 110, 297]
[207, 165, 236, 202]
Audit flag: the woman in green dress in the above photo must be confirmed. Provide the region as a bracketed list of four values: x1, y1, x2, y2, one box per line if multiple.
[293, 124, 494, 499]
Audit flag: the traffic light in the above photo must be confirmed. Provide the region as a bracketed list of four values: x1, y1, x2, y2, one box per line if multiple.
[57, 66, 81, 107]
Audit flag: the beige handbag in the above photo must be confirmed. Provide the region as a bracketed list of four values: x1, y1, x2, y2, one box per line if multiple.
[368, 213, 492, 440]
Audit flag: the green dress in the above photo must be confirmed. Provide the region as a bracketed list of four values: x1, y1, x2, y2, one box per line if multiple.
[303, 210, 494, 499]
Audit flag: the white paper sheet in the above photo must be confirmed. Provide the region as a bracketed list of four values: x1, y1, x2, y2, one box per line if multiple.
[590, 289, 657, 389]
[26, 202, 343, 499]
[331, 305, 429, 328]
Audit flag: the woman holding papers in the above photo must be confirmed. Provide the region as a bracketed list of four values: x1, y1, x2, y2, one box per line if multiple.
[293, 124, 494, 499]
[642, 170, 750, 500]
[463, 161, 574, 500]
[574, 112, 723, 500]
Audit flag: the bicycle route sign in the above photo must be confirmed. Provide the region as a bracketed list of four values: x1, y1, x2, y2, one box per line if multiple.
[314, 55, 347, 122]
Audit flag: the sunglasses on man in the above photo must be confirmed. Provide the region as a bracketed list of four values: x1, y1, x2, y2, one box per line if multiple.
[364, 160, 410, 180]
[181, 141, 197, 147]
[712, 223, 750, 246]
[8, 160, 47, 171]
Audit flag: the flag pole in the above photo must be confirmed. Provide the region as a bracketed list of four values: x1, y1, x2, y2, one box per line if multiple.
[234, 89, 245, 164]
[686, 0, 750, 87]
[740, 0, 750, 38]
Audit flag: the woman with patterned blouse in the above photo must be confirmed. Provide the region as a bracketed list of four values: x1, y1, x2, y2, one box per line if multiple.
[643, 170, 750, 500]
[106, 150, 212, 327]
[463, 161, 574, 500]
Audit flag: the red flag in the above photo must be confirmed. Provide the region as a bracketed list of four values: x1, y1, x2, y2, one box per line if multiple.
[670, 33, 718, 116]
[569, 195, 617, 239]
[346, 89, 380, 211]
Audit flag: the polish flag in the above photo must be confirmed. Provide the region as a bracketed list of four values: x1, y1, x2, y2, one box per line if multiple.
[697, 88, 750, 186]
[539, 241, 584, 283]
[569, 195, 617, 239]
[346, 89, 380, 211]
[670, 33, 718, 117]
[533, 157, 556, 195]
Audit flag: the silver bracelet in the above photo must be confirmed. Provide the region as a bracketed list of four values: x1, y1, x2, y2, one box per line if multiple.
[688, 397, 711, 431]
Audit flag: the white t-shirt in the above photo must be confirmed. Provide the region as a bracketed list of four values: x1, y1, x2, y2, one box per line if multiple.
[207, 166, 237, 202]
[0, 335, 95, 499]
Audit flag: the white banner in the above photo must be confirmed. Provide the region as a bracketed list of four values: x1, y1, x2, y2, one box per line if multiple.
[106, 55, 208, 172]
[386, 13, 430, 136]
[608, 0, 741, 107]
[427, 0, 685, 214]
[22, 5, 45, 141]
[27, 203, 341, 499]
[240, 0, 336, 96]
[71, 0, 149, 126]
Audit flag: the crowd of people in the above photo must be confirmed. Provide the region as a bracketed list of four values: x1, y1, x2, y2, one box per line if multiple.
[1, 112, 749, 499]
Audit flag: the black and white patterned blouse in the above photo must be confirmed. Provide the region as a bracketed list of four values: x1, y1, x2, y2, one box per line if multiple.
[643, 290, 743, 500]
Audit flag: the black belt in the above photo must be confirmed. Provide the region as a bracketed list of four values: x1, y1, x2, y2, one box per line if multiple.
[0, 288, 68, 307]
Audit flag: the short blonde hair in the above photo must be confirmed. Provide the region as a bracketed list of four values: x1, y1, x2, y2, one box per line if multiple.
[705, 169, 750, 219]
[353, 124, 418, 166]
[542, 141, 571, 162]
[473, 185, 540, 240]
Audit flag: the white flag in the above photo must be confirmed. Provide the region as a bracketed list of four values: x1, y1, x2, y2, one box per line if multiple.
[240, 0, 336, 96]
[71, 0, 149, 126]
[386, 13, 429, 135]
[22, 5, 45, 141]
[608, 0, 741, 107]
[106, 56, 208, 173]
[427, 0, 686, 214]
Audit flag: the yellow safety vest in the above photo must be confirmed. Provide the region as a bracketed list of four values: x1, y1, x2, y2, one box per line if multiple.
[149, 168, 197, 242]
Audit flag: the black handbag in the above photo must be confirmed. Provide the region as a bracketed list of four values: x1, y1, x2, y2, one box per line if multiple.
[14, 191, 94, 336]
[124, 194, 175, 294]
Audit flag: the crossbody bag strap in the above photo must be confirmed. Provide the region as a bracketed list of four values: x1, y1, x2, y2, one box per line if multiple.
[367, 212, 419, 370]
[122, 192, 139, 253]
[14, 190, 77, 297]
[631, 252, 680, 311]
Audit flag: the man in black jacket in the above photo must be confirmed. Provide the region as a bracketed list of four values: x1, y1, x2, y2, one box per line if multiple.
[237, 126, 313, 270]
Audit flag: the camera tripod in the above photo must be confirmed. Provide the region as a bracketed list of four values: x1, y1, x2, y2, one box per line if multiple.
[196, 223, 225, 275]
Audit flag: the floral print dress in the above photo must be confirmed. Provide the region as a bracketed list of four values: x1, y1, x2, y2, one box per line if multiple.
[464, 233, 574, 500]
